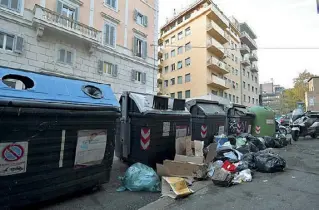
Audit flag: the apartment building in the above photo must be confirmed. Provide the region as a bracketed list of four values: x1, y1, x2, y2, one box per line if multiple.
[260, 82, 285, 115]
[240, 22, 260, 106]
[157, 0, 259, 107]
[0, 0, 159, 99]
[305, 76, 319, 111]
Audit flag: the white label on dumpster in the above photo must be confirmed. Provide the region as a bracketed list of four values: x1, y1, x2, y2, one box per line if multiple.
[176, 126, 188, 138]
[163, 122, 170, 137]
[266, 119, 274, 125]
[74, 130, 107, 168]
[248, 125, 252, 134]
[0, 142, 28, 176]
[218, 126, 225, 135]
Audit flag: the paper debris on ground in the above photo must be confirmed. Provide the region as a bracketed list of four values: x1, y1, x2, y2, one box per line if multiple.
[161, 176, 193, 199]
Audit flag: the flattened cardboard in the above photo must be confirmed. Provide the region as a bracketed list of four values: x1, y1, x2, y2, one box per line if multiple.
[163, 160, 207, 179]
[204, 143, 217, 164]
[193, 140, 204, 157]
[174, 154, 204, 165]
[161, 176, 193, 199]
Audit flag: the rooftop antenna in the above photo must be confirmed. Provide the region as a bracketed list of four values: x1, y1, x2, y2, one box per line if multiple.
[173, 8, 176, 16]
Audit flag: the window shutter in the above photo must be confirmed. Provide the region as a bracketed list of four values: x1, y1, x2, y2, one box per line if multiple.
[143, 16, 148, 27]
[17, 0, 22, 12]
[14, 36, 24, 54]
[111, 0, 116, 8]
[112, 64, 118, 77]
[142, 73, 146, 84]
[132, 37, 137, 55]
[75, 7, 79, 21]
[110, 26, 115, 47]
[142, 41, 148, 59]
[98, 60, 104, 74]
[131, 70, 136, 81]
[104, 24, 110, 45]
[133, 9, 138, 21]
[56, 1, 63, 14]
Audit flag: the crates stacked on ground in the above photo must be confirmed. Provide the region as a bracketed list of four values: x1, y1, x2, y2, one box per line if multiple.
[248, 106, 275, 137]
[186, 99, 226, 146]
[226, 104, 256, 136]
[0, 68, 120, 208]
[116, 92, 191, 168]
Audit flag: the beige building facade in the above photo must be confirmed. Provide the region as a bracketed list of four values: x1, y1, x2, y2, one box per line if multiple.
[157, 0, 259, 107]
[305, 77, 319, 111]
[0, 0, 159, 99]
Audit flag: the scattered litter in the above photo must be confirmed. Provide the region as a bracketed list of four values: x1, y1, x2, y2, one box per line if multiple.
[222, 160, 237, 173]
[161, 176, 193, 199]
[254, 152, 286, 173]
[211, 168, 234, 187]
[117, 163, 160, 192]
[263, 180, 268, 183]
[232, 169, 252, 184]
[292, 176, 296, 179]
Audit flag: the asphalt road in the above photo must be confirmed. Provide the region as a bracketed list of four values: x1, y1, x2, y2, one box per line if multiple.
[161, 137, 319, 210]
[43, 137, 319, 210]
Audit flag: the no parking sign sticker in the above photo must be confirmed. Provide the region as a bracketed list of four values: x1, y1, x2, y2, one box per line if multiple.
[0, 142, 28, 176]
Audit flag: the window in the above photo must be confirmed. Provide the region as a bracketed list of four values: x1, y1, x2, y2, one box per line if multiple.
[236, 96, 239, 103]
[171, 35, 176, 43]
[212, 90, 218, 95]
[0, 33, 14, 51]
[243, 82, 246, 89]
[243, 69, 246, 76]
[0, 0, 21, 12]
[177, 61, 183, 69]
[255, 77, 257, 83]
[235, 57, 238, 63]
[247, 71, 250, 78]
[177, 18, 183, 24]
[224, 93, 227, 98]
[185, 27, 191, 36]
[252, 98, 255, 104]
[58, 2, 77, 27]
[165, 39, 169, 46]
[171, 49, 176, 57]
[178, 46, 183, 54]
[251, 74, 254, 81]
[178, 31, 183, 40]
[185, 13, 191, 20]
[58, 48, 74, 65]
[170, 78, 175, 85]
[164, 66, 169, 73]
[252, 86, 254, 92]
[171, 63, 176, 71]
[170, 93, 175, 98]
[231, 54, 234, 61]
[248, 96, 251, 103]
[164, 53, 169, 60]
[185, 73, 191, 83]
[248, 84, 250, 90]
[177, 91, 183, 99]
[235, 69, 238, 75]
[185, 57, 191, 66]
[134, 10, 148, 27]
[244, 94, 246, 102]
[233, 95, 235, 102]
[236, 83, 238, 89]
[105, 0, 117, 10]
[256, 88, 258, 94]
[232, 81, 235, 89]
[232, 67, 234, 74]
[132, 70, 144, 82]
[185, 42, 191, 51]
[235, 44, 237, 49]
[164, 80, 168, 87]
[177, 76, 183, 84]
[256, 99, 259, 105]
[133, 37, 147, 58]
[185, 90, 191, 98]
[229, 94, 231, 101]
[103, 61, 113, 74]
[104, 22, 116, 47]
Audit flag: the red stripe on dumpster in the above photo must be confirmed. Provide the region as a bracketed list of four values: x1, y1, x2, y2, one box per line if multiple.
[255, 126, 261, 134]
[236, 123, 242, 134]
[201, 125, 207, 138]
[140, 128, 150, 150]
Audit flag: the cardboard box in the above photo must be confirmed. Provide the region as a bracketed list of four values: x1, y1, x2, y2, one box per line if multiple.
[161, 176, 193, 199]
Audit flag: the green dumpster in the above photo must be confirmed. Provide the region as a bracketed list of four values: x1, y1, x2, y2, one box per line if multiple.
[248, 106, 275, 137]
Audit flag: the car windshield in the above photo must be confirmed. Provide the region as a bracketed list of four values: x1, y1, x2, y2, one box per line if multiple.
[291, 109, 304, 121]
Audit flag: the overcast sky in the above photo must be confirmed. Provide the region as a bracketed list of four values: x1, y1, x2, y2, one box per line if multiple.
[158, 0, 319, 88]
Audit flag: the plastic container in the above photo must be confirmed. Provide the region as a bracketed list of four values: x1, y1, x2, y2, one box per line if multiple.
[0, 68, 120, 208]
[226, 104, 256, 135]
[116, 92, 191, 167]
[248, 106, 275, 137]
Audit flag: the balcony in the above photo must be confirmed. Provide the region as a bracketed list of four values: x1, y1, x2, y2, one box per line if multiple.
[207, 3, 229, 29]
[207, 75, 228, 90]
[240, 44, 250, 55]
[157, 73, 163, 83]
[158, 47, 163, 59]
[158, 60, 163, 69]
[33, 5, 101, 45]
[240, 31, 257, 50]
[251, 64, 259, 72]
[206, 21, 227, 44]
[207, 57, 228, 75]
[241, 58, 250, 67]
[207, 38, 225, 59]
[249, 51, 258, 61]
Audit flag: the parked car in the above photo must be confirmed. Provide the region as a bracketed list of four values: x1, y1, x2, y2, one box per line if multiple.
[279, 113, 292, 126]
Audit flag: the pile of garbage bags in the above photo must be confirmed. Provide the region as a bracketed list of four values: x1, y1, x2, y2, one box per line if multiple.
[210, 134, 287, 187]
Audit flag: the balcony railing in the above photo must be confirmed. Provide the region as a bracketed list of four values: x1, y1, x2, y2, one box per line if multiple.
[251, 64, 259, 72]
[240, 44, 250, 55]
[207, 75, 228, 90]
[207, 38, 225, 58]
[207, 57, 228, 74]
[33, 4, 101, 43]
[249, 51, 258, 61]
[241, 58, 250, 67]
[207, 21, 227, 44]
[207, 3, 229, 29]
[240, 31, 257, 50]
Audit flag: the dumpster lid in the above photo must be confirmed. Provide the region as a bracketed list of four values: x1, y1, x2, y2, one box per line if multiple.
[186, 99, 225, 116]
[231, 104, 255, 116]
[0, 67, 120, 108]
[128, 92, 189, 114]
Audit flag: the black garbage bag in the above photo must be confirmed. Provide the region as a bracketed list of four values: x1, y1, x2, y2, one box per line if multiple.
[214, 148, 242, 163]
[236, 145, 250, 154]
[211, 168, 234, 187]
[248, 142, 259, 153]
[242, 152, 256, 169]
[247, 135, 267, 151]
[236, 161, 249, 172]
[228, 135, 237, 146]
[254, 153, 286, 173]
[238, 133, 249, 138]
[264, 136, 276, 148]
[273, 138, 284, 148]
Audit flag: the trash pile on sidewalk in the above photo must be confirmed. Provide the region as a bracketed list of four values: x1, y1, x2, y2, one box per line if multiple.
[117, 133, 288, 198]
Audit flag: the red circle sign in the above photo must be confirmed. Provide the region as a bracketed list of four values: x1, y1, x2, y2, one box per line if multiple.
[2, 144, 24, 162]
